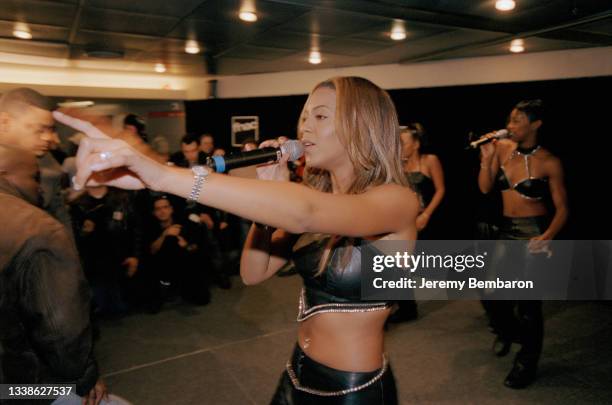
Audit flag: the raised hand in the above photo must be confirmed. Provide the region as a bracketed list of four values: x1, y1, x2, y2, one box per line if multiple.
[164, 224, 182, 237]
[255, 138, 291, 182]
[55, 111, 170, 190]
[479, 132, 499, 161]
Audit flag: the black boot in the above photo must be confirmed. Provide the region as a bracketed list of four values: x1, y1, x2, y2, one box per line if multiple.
[387, 300, 418, 324]
[492, 336, 512, 357]
[504, 359, 537, 389]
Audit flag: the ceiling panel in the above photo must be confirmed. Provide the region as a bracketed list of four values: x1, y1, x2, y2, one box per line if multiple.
[0, 0, 76, 26]
[0, 0, 608, 76]
[147, 38, 208, 54]
[248, 30, 333, 51]
[330, 0, 611, 32]
[74, 31, 161, 50]
[352, 20, 451, 43]
[321, 38, 396, 57]
[426, 36, 598, 61]
[167, 19, 256, 52]
[80, 8, 180, 37]
[376, 0, 546, 17]
[220, 44, 298, 61]
[274, 9, 385, 36]
[574, 19, 612, 36]
[86, 0, 205, 17]
[136, 50, 206, 64]
[393, 29, 509, 63]
[189, 0, 310, 25]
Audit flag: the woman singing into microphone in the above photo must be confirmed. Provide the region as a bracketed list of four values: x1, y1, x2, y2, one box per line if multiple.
[478, 99, 568, 389]
[62, 76, 417, 404]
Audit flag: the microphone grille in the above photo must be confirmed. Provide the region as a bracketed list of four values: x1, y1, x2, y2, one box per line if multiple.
[496, 129, 510, 138]
[281, 140, 304, 161]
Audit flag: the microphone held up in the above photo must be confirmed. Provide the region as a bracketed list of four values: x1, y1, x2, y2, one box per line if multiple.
[466, 129, 510, 150]
[207, 140, 304, 173]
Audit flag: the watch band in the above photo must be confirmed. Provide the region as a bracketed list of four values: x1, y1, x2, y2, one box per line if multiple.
[188, 165, 209, 202]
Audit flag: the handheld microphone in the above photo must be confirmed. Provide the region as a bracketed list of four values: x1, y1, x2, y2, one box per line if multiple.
[466, 129, 510, 150]
[207, 140, 304, 173]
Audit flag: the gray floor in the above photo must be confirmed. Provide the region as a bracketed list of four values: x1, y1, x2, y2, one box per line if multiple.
[96, 275, 612, 404]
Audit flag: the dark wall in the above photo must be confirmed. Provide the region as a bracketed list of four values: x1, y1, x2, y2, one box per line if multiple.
[186, 94, 308, 149]
[185, 76, 611, 239]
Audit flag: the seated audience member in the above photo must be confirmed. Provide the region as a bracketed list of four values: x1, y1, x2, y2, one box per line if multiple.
[199, 133, 215, 157]
[123, 113, 148, 143]
[213, 147, 226, 157]
[151, 135, 171, 162]
[146, 195, 211, 310]
[169, 133, 207, 168]
[70, 186, 144, 317]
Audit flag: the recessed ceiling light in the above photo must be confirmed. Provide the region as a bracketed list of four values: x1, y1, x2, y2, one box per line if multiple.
[390, 30, 407, 41]
[57, 101, 95, 108]
[185, 40, 200, 54]
[13, 23, 32, 40]
[239, 11, 257, 22]
[509, 39, 525, 53]
[154, 63, 166, 73]
[496, 0, 516, 11]
[308, 50, 322, 65]
[390, 19, 407, 41]
[13, 29, 32, 39]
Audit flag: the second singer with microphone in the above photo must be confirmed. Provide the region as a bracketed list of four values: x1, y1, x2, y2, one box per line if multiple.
[478, 99, 568, 389]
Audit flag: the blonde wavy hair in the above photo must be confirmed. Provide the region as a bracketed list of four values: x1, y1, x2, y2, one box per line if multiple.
[300, 76, 408, 193]
[297, 77, 409, 274]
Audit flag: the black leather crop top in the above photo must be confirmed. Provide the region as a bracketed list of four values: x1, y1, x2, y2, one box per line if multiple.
[496, 146, 549, 200]
[292, 233, 392, 321]
[406, 172, 435, 210]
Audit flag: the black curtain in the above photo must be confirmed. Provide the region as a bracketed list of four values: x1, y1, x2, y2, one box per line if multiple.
[186, 76, 611, 239]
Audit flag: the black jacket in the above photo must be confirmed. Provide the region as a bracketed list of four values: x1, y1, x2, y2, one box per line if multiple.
[70, 189, 144, 281]
[0, 178, 98, 402]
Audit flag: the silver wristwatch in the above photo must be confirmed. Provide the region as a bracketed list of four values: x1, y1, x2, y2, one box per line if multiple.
[188, 165, 210, 202]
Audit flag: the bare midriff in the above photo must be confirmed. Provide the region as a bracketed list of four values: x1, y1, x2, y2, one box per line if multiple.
[297, 307, 391, 372]
[502, 191, 548, 218]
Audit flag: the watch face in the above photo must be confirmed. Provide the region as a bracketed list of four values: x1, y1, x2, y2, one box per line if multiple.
[192, 165, 208, 176]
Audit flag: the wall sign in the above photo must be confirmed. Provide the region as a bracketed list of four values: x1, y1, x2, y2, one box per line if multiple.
[231, 116, 259, 147]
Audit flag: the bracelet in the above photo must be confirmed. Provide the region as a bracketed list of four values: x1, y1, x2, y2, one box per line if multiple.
[187, 165, 210, 202]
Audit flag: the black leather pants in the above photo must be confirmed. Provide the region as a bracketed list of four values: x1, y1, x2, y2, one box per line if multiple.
[487, 216, 548, 365]
[270, 345, 398, 405]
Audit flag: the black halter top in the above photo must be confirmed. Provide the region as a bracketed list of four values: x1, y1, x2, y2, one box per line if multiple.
[496, 145, 549, 200]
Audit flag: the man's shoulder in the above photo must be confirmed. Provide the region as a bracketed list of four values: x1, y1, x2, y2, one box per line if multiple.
[0, 192, 72, 270]
[0, 192, 68, 240]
